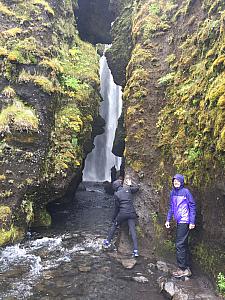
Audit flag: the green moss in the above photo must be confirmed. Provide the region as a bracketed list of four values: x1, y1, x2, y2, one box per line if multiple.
[32, 0, 54, 16]
[217, 273, 225, 296]
[165, 54, 176, 64]
[158, 72, 175, 85]
[0, 46, 8, 56]
[132, 0, 175, 41]
[156, 0, 225, 185]
[136, 225, 145, 238]
[0, 174, 6, 181]
[21, 199, 34, 225]
[39, 58, 63, 73]
[0, 206, 24, 245]
[33, 208, 51, 227]
[44, 105, 86, 178]
[0, 190, 13, 199]
[0, 226, 24, 246]
[1, 27, 22, 38]
[0, 206, 11, 223]
[129, 160, 145, 172]
[0, 3, 15, 16]
[0, 99, 39, 133]
[2, 86, 16, 98]
[193, 242, 225, 278]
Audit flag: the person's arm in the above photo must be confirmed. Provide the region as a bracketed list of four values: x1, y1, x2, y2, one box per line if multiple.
[187, 189, 196, 229]
[165, 192, 173, 228]
[112, 195, 119, 222]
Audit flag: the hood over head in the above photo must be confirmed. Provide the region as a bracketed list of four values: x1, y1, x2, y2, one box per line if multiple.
[112, 179, 123, 191]
[172, 174, 184, 188]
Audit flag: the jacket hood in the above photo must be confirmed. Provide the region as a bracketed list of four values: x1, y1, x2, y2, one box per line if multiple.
[173, 174, 184, 188]
[112, 179, 123, 191]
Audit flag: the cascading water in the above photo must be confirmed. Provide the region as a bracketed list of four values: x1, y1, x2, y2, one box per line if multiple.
[83, 47, 122, 182]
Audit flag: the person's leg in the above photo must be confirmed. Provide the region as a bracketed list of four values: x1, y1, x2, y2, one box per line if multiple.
[107, 213, 127, 243]
[107, 222, 118, 243]
[176, 223, 189, 270]
[128, 218, 138, 251]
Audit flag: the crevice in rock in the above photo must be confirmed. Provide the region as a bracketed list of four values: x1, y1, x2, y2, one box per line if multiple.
[75, 0, 115, 44]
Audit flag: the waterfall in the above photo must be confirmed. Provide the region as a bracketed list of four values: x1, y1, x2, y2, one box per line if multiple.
[83, 49, 122, 182]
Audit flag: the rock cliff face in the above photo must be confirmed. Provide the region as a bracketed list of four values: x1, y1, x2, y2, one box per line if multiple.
[0, 0, 101, 244]
[109, 0, 225, 278]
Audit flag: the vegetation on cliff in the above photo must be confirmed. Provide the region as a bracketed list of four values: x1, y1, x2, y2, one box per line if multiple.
[0, 0, 100, 245]
[110, 0, 225, 283]
[157, 0, 225, 187]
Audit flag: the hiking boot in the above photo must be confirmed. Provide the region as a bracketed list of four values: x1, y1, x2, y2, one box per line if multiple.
[102, 239, 111, 249]
[132, 249, 139, 257]
[172, 268, 191, 278]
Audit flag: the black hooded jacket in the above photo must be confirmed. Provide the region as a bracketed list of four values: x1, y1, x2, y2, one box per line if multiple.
[112, 185, 139, 220]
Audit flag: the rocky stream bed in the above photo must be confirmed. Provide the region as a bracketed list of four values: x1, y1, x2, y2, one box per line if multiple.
[0, 183, 221, 299]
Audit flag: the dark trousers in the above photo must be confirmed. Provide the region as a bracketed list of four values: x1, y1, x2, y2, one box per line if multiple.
[107, 212, 138, 250]
[176, 223, 190, 270]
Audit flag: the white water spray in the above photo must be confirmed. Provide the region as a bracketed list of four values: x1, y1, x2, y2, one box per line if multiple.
[83, 48, 122, 182]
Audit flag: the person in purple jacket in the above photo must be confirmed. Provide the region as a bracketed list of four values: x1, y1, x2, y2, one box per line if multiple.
[165, 174, 196, 278]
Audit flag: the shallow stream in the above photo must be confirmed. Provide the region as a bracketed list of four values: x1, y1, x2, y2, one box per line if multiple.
[0, 183, 164, 300]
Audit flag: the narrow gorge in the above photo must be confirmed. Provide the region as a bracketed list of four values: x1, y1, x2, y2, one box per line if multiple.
[0, 0, 225, 299]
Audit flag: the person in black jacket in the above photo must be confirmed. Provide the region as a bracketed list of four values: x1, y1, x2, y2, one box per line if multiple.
[102, 177, 140, 257]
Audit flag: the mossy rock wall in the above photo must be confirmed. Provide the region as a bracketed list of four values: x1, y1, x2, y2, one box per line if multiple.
[105, 0, 135, 86]
[110, 0, 225, 278]
[0, 0, 101, 245]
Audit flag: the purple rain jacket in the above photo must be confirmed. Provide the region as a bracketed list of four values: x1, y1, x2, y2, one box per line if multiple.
[166, 174, 196, 224]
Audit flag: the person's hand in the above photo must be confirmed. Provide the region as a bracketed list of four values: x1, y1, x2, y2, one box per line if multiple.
[165, 221, 170, 228]
[127, 178, 132, 186]
[189, 224, 195, 230]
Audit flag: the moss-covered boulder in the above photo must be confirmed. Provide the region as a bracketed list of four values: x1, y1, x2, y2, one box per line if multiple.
[0, 0, 101, 245]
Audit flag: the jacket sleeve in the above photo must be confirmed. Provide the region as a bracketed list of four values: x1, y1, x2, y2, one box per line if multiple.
[166, 192, 173, 222]
[129, 185, 139, 194]
[186, 189, 196, 224]
[112, 195, 120, 221]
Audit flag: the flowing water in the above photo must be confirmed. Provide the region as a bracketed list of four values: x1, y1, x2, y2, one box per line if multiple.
[83, 49, 122, 182]
[0, 183, 165, 300]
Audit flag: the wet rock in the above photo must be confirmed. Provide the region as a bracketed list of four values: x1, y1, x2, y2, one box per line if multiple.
[121, 258, 137, 269]
[195, 292, 219, 299]
[55, 279, 70, 288]
[164, 281, 178, 297]
[148, 262, 157, 269]
[147, 262, 156, 275]
[156, 261, 169, 273]
[77, 183, 86, 192]
[78, 265, 91, 272]
[132, 276, 149, 283]
[157, 275, 220, 300]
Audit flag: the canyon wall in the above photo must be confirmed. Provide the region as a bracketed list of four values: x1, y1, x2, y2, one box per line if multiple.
[108, 0, 225, 277]
[0, 0, 101, 244]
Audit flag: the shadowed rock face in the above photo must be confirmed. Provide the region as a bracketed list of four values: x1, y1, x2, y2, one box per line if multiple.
[76, 0, 115, 44]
